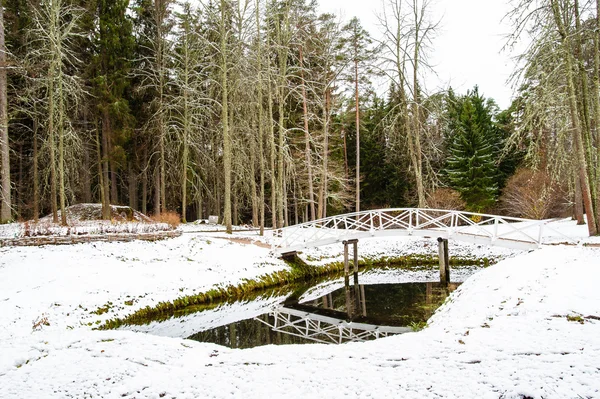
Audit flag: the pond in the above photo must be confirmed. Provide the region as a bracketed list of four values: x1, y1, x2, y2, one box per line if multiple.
[121, 265, 476, 348]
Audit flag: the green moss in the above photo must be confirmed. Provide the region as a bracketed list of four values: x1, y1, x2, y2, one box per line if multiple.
[566, 314, 584, 324]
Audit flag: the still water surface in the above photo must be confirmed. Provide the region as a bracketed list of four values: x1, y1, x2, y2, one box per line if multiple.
[123, 266, 470, 348]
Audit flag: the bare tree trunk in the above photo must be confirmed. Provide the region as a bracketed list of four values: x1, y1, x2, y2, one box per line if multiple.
[221, 0, 232, 234]
[268, 76, 277, 229]
[48, 68, 58, 223]
[300, 45, 315, 220]
[256, 0, 265, 235]
[283, 163, 288, 226]
[275, 4, 289, 229]
[573, 0, 596, 208]
[317, 88, 330, 219]
[0, 2, 10, 223]
[411, 1, 425, 208]
[593, 0, 600, 230]
[249, 117, 259, 227]
[574, 170, 584, 224]
[154, 166, 160, 216]
[141, 146, 147, 215]
[96, 122, 108, 219]
[110, 159, 118, 205]
[196, 175, 203, 220]
[128, 161, 137, 210]
[58, 70, 67, 226]
[33, 116, 39, 222]
[181, 90, 189, 223]
[342, 128, 349, 182]
[82, 143, 91, 203]
[354, 59, 360, 214]
[551, 0, 597, 235]
[101, 110, 111, 219]
[16, 142, 21, 218]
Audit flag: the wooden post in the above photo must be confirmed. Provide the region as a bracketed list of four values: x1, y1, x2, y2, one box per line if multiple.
[438, 237, 450, 285]
[353, 240, 359, 285]
[343, 240, 350, 286]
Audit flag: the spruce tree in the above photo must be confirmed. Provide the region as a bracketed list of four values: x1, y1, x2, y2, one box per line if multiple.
[444, 87, 499, 212]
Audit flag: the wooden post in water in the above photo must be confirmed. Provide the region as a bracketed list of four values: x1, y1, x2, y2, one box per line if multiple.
[438, 237, 450, 285]
[343, 240, 350, 286]
[353, 239, 359, 285]
[343, 239, 359, 287]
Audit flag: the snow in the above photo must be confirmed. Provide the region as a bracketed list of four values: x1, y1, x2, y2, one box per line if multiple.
[1, 219, 599, 398]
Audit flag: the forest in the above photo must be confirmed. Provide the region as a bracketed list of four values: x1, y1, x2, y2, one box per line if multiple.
[0, 0, 599, 236]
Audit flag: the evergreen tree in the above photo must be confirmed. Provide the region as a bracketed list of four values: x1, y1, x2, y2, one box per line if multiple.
[444, 87, 499, 212]
[93, 0, 135, 216]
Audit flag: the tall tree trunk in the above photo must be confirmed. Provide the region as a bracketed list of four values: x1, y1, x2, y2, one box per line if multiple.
[318, 88, 330, 219]
[110, 162, 118, 205]
[16, 142, 21, 218]
[141, 146, 147, 215]
[573, 0, 596, 209]
[58, 69, 67, 226]
[48, 67, 58, 223]
[574, 170, 584, 224]
[101, 110, 111, 219]
[275, 5, 289, 228]
[196, 175, 203, 220]
[593, 0, 600, 230]
[552, 0, 597, 235]
[411, 12, 425, 208]
[221, 0, 232, 234]
[181, 84, 189, 223]
[0, 2, 10, 223]
[268, 75, 277, 229]
[128, 161, 137, 210]
[250, 116, 259, 227]
[82, 142, 92, 203]
[154, 166, 160, 216]
[256, 0, 265, 235]
[354, 59, 360, 214]
[96, 121, 108, 219]
[33, 115, 39, 222]
[300, 45, 315, 220]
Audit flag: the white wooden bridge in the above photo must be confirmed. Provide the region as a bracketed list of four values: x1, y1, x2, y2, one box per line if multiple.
[272, 208, 578, 255]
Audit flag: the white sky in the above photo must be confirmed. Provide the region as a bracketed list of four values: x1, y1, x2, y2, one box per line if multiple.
[318, 0, 517, 109]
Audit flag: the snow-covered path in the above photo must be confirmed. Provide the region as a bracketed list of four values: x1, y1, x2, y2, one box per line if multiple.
[1, 222, 599, 398]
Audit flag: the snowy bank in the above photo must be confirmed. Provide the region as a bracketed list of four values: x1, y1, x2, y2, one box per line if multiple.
[0, 246, 598, 398]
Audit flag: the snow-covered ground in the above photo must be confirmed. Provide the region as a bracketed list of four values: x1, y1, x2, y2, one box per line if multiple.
[0, 219, 599, 398]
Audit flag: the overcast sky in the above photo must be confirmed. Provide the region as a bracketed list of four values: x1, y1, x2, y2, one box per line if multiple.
[318, 0, 517, 109]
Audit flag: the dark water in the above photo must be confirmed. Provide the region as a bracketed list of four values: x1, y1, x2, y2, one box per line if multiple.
[123, 266, 464, 348]
[186, 280, 459, 348]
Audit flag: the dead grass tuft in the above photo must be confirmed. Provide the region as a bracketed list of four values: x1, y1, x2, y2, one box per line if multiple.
[153, 211, 181, 228]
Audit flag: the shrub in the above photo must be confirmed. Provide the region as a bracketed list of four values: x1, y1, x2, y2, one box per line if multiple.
[152, 211, 181, 228]
[499, 168, 568, 219]
[426, 188, 467, 211]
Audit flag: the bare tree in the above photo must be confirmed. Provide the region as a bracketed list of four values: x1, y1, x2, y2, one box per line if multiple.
[27, 0, 84, 225]
[0, 1, 10, 223]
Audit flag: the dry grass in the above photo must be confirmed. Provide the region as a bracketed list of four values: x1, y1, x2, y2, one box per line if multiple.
[152, 211, 181, 228]
[499, 168, 568, 219]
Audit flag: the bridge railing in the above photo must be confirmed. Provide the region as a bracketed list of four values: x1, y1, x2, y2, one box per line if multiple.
[272, 208, 579, 254]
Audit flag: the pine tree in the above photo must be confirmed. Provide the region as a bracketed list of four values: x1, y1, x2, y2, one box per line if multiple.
[444, 87, 499, 212]
[94, 0, 135, 218]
